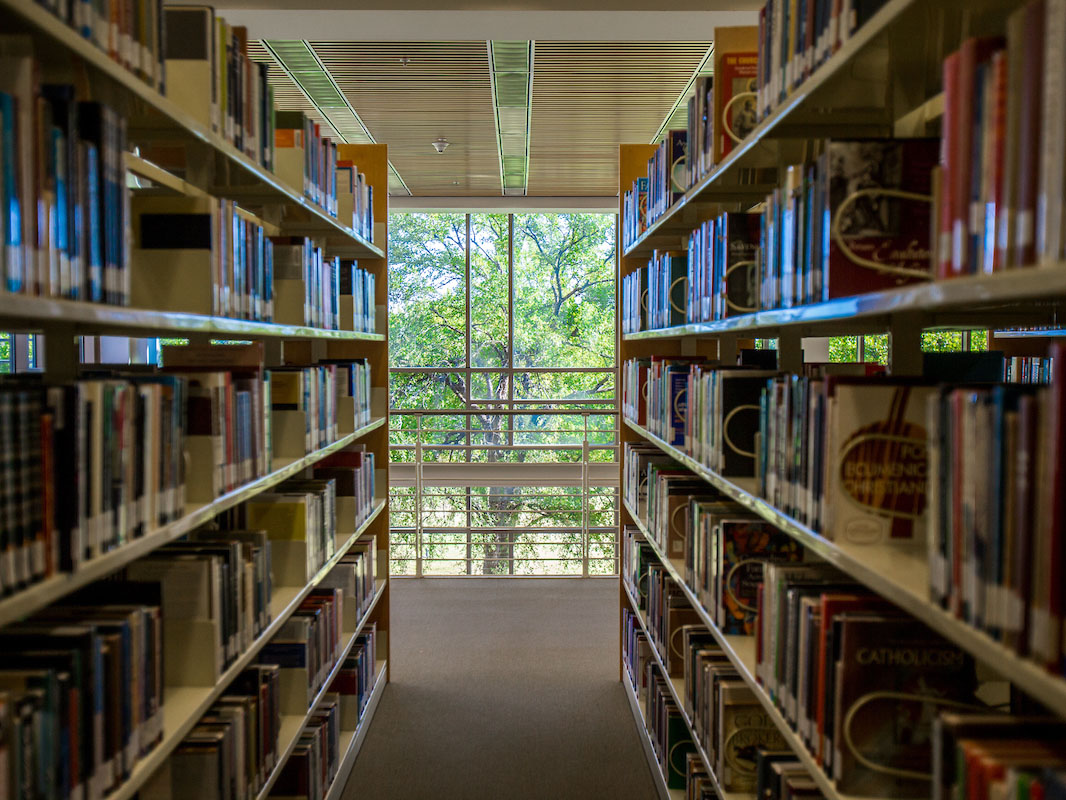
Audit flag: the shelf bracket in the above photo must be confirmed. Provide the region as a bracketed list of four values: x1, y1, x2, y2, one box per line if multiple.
[43, 325, 79, 382]
[888, 312, 926, 376]
[777, 333, 803, 373]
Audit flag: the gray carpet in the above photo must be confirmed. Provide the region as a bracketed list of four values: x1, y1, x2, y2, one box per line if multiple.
[343, 578, 659, 800]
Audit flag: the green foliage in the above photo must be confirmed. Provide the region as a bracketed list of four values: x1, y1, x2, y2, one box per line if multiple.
[386, 212, 618, 576]
[827, 330, 990, 365]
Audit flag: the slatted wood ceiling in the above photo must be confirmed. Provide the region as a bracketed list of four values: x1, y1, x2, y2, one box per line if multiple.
[251, 39, 711, 196]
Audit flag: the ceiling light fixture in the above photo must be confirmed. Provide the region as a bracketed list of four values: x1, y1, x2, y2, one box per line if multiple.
[432, 137, 451, 154]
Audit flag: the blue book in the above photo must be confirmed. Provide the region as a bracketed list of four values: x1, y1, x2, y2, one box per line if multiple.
[1, 92, 24, 293]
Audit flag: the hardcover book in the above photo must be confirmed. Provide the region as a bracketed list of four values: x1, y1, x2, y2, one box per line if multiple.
[717, 520, 803, 634]
[824, 379, 936, 545]
[832, 614, 978, 797]
[822, 138, 938, 299]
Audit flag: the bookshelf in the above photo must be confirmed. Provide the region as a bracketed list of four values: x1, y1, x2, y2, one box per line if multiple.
[618, 1, 1066, 796]
[0, 1, 393, 797]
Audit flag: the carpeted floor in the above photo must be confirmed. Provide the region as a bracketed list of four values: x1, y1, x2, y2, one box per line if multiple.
[342, 578, 658, 800]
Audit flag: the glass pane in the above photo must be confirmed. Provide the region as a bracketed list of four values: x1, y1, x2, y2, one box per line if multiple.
[469, 371, 511, 400]
[921, 330, 963, 351]
[512, 213, 616, 369]
[390, 372, 468, 409]
[829, 336, 859, 362]
[389, 213, 467, 368]
[469, 213, 509, 368]
[512, 370, 614, 404]
[864, 334, 889, 365]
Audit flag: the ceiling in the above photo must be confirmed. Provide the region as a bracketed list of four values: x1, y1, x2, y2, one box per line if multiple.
[234, 1, 761, 197]
[248, 38, 715, 197]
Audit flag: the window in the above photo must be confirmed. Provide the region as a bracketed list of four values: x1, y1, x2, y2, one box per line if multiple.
[388, 211, 618, 577]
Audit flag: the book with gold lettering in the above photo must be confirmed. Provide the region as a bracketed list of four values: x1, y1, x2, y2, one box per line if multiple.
[832, 614, 978, 797]
[823, 378, 937, 545]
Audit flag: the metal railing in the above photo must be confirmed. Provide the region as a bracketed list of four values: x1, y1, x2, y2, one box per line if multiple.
[389, 408, 619, 577]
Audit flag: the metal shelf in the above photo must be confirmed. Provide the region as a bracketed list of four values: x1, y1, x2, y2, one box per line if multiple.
[624, 266, 1066, 341]
[621, 660, 686, 800]
[255, 580, 387, 800]
[623, 417, 1066, 719]
[0, 418, 388, 629]
[0, 0, 384, 260]
[622, 583, 750, 800]
[108, 498, 388, 800]
[0, 292, 387, 340]
[323, 660, 389, 800]
[623, 500, 877, 800]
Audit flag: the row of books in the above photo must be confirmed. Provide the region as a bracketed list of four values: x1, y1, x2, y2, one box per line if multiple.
[163, 345, 272, 502]
[273, 238, 344, 331]
[755, 561, 987, 798]
[935, 3, 1066, 277]
[620, 28, 763, 251]
[33, 0, 167, 92]
[623, 457, 1020, 799]
[167, 608, 378, 800]
[273, 698, 341, 800]
[165, 10, 378, 234]
[624, 138, 939, 332]
[756, 0, 889, 121]
[341, 262, 377, 335]
[751, 749, 827, 800]
[314, 446, 376, 535]
[320, 533, 377, 627]
[246, 477, 337, 586]
[933, 713, 1066, 800]
[0, 346, 375, 604]
[132, 195, 275, 322]
[274, 112, 338, 221]
[0, 594, 165, 800]
[1004, 355, 1055, 384]
[625, 443, 806, 636]
[0, 375, 187, 596]
[621, 623, 695, 791]
[170, 664, 282, 800]
[269, 628, 378, 800]
[260, 587, 344, 713]
[163, 7, 275, 170]
[0, 460, 377, 799]
[336, 161, 374, 244]
[926, 346, 1066, 673]
[0, 50, 130, 303]
[128, 527, 274, 681]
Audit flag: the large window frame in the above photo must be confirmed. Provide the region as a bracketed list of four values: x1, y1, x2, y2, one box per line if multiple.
[387, 211, 620, 578]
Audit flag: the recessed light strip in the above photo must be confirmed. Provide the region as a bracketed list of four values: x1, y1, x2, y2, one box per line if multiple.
[261, 40, 412, 195]
[488, 40, 533, 197]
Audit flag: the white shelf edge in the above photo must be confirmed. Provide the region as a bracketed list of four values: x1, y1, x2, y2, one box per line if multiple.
[0, 0, 384, 259]
[323, 660, 389, 800]
[0, 292, 387, 340]
[623, 417, 1066, 718]
[621, 584, 749, 800]
[621, 660, 683, 800]
[622, 498, 877, 800]
[621, 0, 920, 259]
[0, 417, 388, 629]
[622, 265, 1066, 341]
[107, 495, 388, 800]
[255, 579, 388, 800]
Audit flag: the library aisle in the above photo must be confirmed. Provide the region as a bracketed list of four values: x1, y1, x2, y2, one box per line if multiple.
[343, 579, 657, 799]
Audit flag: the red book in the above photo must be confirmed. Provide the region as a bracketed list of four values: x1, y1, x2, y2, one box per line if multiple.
[1014, 0, 1045, 267]
[949, 37, 1004, 277]
[939, 51, 960, 279]
[814, 593, 894, 765]
[984, 51, 1007, 274]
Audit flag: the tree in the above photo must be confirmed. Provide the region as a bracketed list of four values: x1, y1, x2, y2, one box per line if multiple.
[388, 212, 617, 575]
